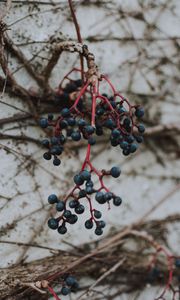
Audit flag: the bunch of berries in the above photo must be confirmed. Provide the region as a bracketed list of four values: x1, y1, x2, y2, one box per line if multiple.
[39, 69, 145, 236]
[48, 274, 79, 299]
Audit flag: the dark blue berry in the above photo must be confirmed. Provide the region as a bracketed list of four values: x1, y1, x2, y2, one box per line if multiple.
[123, 148, 130, 156]
[69, 200, 79, 209]
[43, 152, 51, 160]
[56, 201, 65, 211]
[117, 105, 126, 114]
[79, 189, 86, 198]
[84, 125, 95, 134]
[135, 135, 144, 143]
[48, 218, 58, 230]
[175, 259, 180, 268]
[81, 170, 91, 181]
[53, 157, 61, 166]
[135, 107, 144, 118]
[67, 117, 76, 126]
[94, 210, 102, 219]
[59, 134, 66, 144]
[41, 139, 49, 147]
[120, 141, 129, 150]
[110, 167, 121, 178]
[112, 129, 120, 138]
[85, 219, 93, 229]
[68, 214, 78, 224]
[61, 108, 70, 117]
[64, 82, 77, 93]
[66, 276, 76, 286]
[61, 286, 70, 295]
[88, 136, 96, 145]
[95, 192, 104, 202]
[71, 131, 81, 141]
[51, 137, 58, 145]
[96, 107, 105, 116]
[97, 220, 106, 228]
[104, 118, 115, 129]
[113, 196, 122, 206]
[58, 225, 67, 234]
[95, 227, 103, 235]
[48, 194, 58, 204]
[75, 204, 85, 214]
[78, 118, 87, 127]
[86, 186, 94, 194]
[51, 146, 63, 155]
[60, 119, 68, 129]
[74, 174, 84, 186]
[39, 118, 48, 128]
[63, 210, 72, 219]
[75, 79, 82, 87]
[130, 143, 138, 153]
[138, 124, 145, 133]
[104, 192, 113, 201]
[86, 180, 93, 187]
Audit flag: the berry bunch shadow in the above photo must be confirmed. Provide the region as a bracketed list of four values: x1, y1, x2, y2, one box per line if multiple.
[40, 69, 145, 236]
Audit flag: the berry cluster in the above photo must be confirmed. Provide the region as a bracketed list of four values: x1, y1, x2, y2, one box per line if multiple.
[40, 69, 145, 236]
[48, 274, 79, 299]
[47, 166, 121, 236]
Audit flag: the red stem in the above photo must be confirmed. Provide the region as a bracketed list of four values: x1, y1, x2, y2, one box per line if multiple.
[48, 285, 61, 300]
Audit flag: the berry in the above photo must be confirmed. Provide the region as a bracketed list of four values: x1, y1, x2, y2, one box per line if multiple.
[67, 117, 76, 126]
[113, 196, 122, 206]
[112, 129, 120, 138]
[71, 131, 81, 141]
[97, 220, 106, 228]
[58, 225, 67, 234]
[79, 189, 86, 198]
[120, 141, 129, 150]
[80, 170, 91, 181]
[135, 107, 144, 118]
[69, 200, 79, 208]
[85, 219, 93, 229]
[138, 124, 145, 133]
[61, 107, 70, 117]
[48, 194, 58, 204]
[94, 210, 102, 219]
[74, 174, 84, 186]
[53, 157, 61, 166]
[86, 180, 93, 187]
[104, 192, 113, 201]
[51, 146, 63, 155]
[60, 119, 68, 129]
[175, 259, 180, 268]
[135, 135, 144, 143]
[66, 276, 76, 286]
[95, 227, 103, 235]
[88, 136, 96, 145]
[68, 214, 78, 224]
[104, 118, 115, 129]
[75, 204, 85, 214]
[48, 218, 58, 230]
[95, 192, 105, 204]
[63, 210, 72, 219]
[64, 82, 77, 93]
[130, 143, 138, 153]
[39, 118, 48, 128]
[59, 134, 66, 144]
[78, 118, 87, 127]
[56, 201, 65, 211]
[43, 152, 51, 160]
[51, 137, 58, 145]
[74, 79, 82, 87]
[110, 167, 121, 178]
[84, 125, 95, 134]
[96, 127, 103, 136]
[86, 186, 94, 194]
[41, 139, 49, 147]
[61, 286, 70, 295]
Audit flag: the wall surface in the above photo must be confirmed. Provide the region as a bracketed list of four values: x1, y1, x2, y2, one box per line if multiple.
[0, 1, 180, 299]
